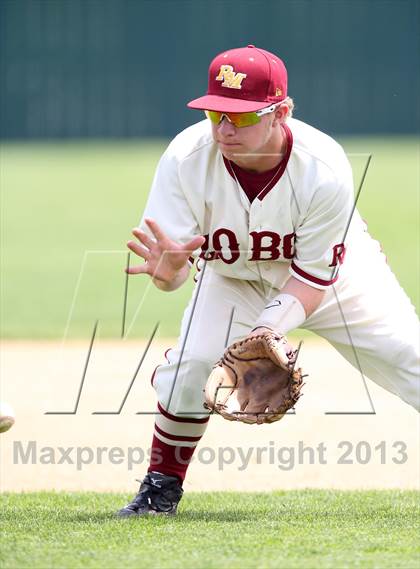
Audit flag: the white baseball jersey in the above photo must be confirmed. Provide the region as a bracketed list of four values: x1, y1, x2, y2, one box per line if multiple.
[138, 116, 419, 422]
[141, 117, 364, 291]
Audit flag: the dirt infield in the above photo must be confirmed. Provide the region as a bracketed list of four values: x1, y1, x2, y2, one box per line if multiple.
[1, 339, 419, 492]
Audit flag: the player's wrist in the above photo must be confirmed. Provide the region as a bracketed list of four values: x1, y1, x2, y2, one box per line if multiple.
[254, 293, 307, 335]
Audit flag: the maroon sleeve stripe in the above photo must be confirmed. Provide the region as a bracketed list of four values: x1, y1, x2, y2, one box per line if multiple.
[291, 261, 338, 286]
[157, 402, 210, 424]
[150, 365, 160, 387]
[154, 424, 203, 442]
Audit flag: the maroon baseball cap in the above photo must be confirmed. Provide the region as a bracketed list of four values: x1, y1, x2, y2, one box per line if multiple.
[187, 45, 288, 113]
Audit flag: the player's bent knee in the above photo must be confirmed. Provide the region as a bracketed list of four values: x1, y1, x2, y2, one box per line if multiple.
[152, 354, 213, 419]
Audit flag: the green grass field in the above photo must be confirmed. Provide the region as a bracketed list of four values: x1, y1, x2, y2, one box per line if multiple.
[2, 139, 418, 569]
[1, 490, 419, 569]
[1, 137, 419, 339]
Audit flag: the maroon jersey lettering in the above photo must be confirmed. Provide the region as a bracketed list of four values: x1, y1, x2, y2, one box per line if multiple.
[282, 232, 295, 259]
[249, 231, 281, 261]
[201, 229, 295, 265]
[212, 228, 240, 264]
[199, 234, 217, 261]
[329, 243, 346, 267]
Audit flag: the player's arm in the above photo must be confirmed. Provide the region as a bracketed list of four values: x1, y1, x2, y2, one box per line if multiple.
[127, 218, 205, 292]
[281, 276, 325, 316]
[128, 135, 204, 291]
[253, 155, 354, 336]
[250, 276, 324, 336]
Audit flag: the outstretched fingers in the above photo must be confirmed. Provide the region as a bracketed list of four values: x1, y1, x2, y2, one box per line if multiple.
[126, 263, 150, 275]
[126, 220, 206, 278]
[185, 234, 206, 253]
[127, 239, 151, 260]
[131, 227, 154, 249]
[144, 218, 205, 254]
[144, 218, 167, 243]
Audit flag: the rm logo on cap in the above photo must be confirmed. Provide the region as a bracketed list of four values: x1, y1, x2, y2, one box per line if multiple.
[215, 65, 247, 89]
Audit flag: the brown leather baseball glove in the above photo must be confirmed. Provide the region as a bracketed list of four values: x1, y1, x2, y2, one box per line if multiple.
[204, 331, 304, 424]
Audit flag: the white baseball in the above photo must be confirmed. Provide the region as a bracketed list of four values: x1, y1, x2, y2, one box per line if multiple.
[0, 402, 15, 433]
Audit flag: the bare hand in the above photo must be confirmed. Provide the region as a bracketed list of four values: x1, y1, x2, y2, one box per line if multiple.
[126, 218, 205, 284]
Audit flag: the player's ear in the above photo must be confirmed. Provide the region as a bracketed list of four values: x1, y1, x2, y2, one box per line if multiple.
[273, 104, 288, 125]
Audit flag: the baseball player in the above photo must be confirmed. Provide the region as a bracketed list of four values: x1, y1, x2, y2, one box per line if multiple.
[117, 45, 419, 517]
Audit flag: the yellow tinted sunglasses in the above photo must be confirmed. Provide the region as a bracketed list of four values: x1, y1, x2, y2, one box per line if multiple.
[205, 103, 278, 128]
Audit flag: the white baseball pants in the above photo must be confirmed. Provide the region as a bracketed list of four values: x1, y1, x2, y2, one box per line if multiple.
[152, 240, 420, 420]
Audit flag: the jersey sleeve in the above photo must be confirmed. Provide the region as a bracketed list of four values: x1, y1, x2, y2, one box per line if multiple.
[289, 163, 354, 290]
[139, 146, 201, 248]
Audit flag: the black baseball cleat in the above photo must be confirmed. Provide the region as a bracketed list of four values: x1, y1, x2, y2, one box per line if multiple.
[117, 472, 183, 518]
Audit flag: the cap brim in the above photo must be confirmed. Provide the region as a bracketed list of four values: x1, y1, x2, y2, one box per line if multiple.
[187, 94, 269, 113]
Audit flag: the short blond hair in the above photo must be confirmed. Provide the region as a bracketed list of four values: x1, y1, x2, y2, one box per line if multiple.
[284, 96, 294, 118]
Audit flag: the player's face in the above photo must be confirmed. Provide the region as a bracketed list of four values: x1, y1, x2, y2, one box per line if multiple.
[210, 107, 286, 168]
